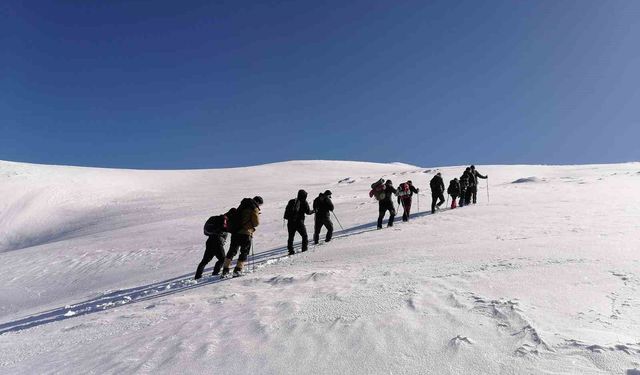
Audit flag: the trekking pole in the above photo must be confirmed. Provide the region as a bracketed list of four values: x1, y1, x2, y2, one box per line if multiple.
[486, 179, 490, 203]
[417, 193, 420, 212]
[446, 194, 449, 208]
[251, 242, 255, 272]
[331, 211, 344, 231]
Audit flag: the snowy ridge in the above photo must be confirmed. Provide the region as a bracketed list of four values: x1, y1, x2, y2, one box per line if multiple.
[1, 160, 640, 374]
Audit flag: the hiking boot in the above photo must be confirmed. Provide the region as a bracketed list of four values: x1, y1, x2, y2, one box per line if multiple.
[288, 250, 295, 255]
[220, 268, 230, 279]
[232, 267, 244, 278]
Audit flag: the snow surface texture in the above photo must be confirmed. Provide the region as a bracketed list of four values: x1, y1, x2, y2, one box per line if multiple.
[1, 160, 639, 374]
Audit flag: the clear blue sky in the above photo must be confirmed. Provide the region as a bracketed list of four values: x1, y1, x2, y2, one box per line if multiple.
[2, 0, 639, 169]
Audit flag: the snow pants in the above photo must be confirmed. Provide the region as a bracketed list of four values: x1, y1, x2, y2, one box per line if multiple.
[450, 194, 458, 209]
[195, 233, 228, 279]
[226, 233, 252, 263]
[287, 221, 308, 253]
[313, 216, 333, 244]
[378, 201, 396, 228]
[431, 192, 445, 213]
[399, 197, 412, 221]
[464, 187, 473, 205]
[470, 185, 478, 204]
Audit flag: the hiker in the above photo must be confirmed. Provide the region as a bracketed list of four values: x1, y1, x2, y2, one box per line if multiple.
[397, 180, 419, 221]
[429, 172, 445, 214]
[376, 180, 397, 229]
[313, 190, 334, 245]
[447, 178, 461, 209]
[195, 208, 238, 279]
[459, 170, 470, 207]
[469, 165, 488, 204]
[284, 189, 313, 255]
[221, 196, 263, 278]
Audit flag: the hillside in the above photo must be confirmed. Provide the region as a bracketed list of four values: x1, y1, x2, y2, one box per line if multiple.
[1, 160, 639, 374]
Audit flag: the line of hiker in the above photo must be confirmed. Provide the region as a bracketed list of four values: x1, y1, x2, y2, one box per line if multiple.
[195, 165, 487, 280]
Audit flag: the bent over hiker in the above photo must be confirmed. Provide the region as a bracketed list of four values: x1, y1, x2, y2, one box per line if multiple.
[447, 178, 461, 209]
[377, 180, 397, 229]
[313, 190, 334, 245]
[397, 180, 419, 221]
[195, 209, 235, 279]
[284, 189, 313, 255]
[429, 172, 445, 214]
[222, 196, 263, 278]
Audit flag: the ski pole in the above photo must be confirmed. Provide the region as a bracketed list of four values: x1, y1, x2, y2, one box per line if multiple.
[331, 211, 344, 231]
[486, 179, 490, 203]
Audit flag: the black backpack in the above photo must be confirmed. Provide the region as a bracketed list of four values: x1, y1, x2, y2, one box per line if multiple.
[447, 180, 460, 195]
[283, 198, 298, 220]
[203, 207, 237, 236]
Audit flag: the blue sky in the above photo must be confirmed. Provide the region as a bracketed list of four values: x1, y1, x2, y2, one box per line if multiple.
[2, 0, 639, 169]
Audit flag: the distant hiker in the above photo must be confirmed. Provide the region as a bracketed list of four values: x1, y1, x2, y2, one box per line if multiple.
[429, 172, 445, 214]
[397, 180, 419, 221]
[469, 165, 488, 204]
[313, 190, 334, 245]
[375, 180, 397, 229]
[459, 170, 470, 207]
[195, 208, 235, 279]
[221, 196, 263, 278]
[284, 189, 313, 255]
[446, 178, 461, 209]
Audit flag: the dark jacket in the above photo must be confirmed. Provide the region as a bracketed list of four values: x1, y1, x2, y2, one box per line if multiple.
[381, 185, 397, 204]
[429, 175, 445, 195]
[459, 173, 470, 191]
[397, 184, 419, 203]
[288, 190, 313, 223]
[313, 194, 334, 219]
[470, 169, 487, 186]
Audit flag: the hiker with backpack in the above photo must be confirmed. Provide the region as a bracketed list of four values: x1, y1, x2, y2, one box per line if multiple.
[195, 208, 236, 279]
[469, 165, 488, 204]
[221, 196, 263, 278]
[429, 172, 446, 214]
[447, 178, 461, 209]
[370, 179, 397, 229]
[284, 189, 314, 255]
[397, 180, 419, 221]
[313, 190, 334, 245]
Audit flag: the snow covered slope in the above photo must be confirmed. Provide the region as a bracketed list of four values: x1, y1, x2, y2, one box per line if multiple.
[1, 160, 639, 374]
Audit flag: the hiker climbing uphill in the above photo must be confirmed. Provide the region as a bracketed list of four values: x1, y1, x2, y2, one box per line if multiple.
[429, 172, 445, 214]
[397, 180, 419, 221]
[221, 196, 263, 278]
[370, 179, 397, 229]
[313, 190, 334, 245]
[284, 189, 313, 255]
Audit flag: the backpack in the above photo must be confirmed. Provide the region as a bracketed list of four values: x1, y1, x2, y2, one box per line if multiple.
[447, 180, 460, 195]
[369, 179, 386, 201]
[284, 198, 298, 220]
[459, 175, 469, 190]
[397, 183, 410, 197]
[203, 207, 237, 236]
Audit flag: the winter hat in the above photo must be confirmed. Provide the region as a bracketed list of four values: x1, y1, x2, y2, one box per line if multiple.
[297, 189, 308, 199]
[253, 196, 264, 205]
[407, 180, 413, 184]
[470, 165, 476, 170]
[324, 190, 332, 196]
[385, 180, 393, 185]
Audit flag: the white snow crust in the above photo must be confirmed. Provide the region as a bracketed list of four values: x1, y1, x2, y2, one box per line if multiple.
[1, 159, 639, 374]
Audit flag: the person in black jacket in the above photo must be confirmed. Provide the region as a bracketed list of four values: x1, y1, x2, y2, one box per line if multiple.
[469, 165, 488, 204]
[313, 190, 334, 244]
[285, 189, 313, 255]
[429, 172, 445, 214]
[397, 180, 419, 221]
[447, 178, 461, 209]
[377, 180, 397, 229]
[461, 168, 473, 206]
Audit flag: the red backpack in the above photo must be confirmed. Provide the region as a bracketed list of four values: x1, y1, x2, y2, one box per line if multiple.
[397, 182, 410, 197]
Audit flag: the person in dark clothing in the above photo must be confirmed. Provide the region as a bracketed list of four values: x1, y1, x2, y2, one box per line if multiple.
[194, 231, 227, 279]
[447, 178, 461, 209]
[459, 170, 470, 207]
[377, 180, 397, 229]
[429, 172, 446, 214]
[397, 180, 419, 221]
[469, 165, 488, 204]
[222, 196, 263, 278]
[285, 189, 314, 255]
[461, 167, 474, 205]
[313, 190, 334, 245]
